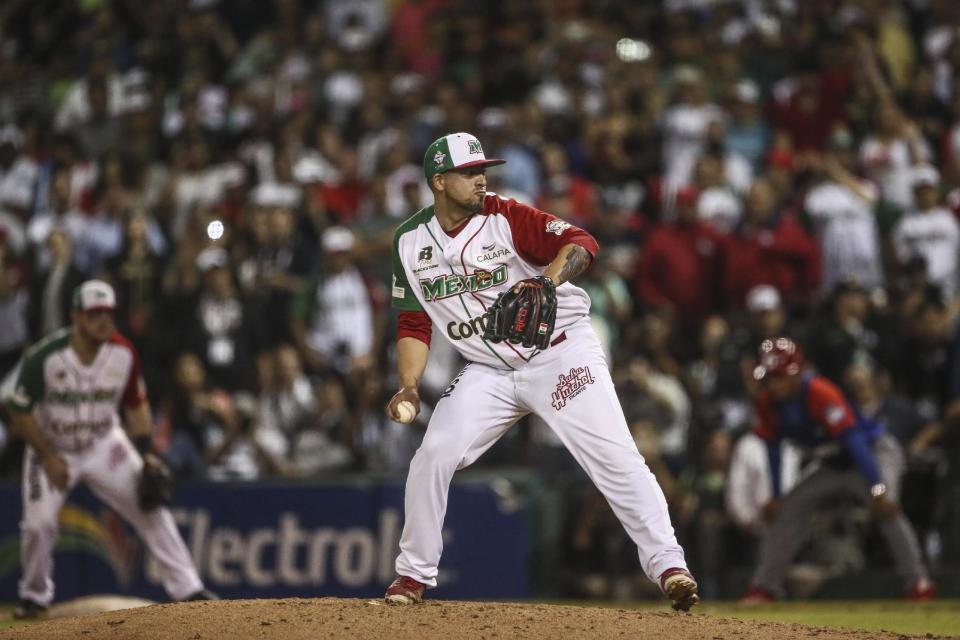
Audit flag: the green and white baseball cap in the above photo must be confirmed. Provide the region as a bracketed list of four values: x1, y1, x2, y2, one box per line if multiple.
[423, 132, 506, 179]
[72, 280, 116, 312]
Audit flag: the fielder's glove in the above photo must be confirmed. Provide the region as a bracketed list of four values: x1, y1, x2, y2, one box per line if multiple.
[137, 455, 173, 511]
[483, 276, 558, 349]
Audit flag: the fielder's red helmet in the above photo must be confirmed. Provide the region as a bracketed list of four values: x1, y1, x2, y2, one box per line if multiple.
[753, 337, 804, 381]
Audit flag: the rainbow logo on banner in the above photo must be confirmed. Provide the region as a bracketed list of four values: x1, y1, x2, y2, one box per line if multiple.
[0, 504, 138, 585]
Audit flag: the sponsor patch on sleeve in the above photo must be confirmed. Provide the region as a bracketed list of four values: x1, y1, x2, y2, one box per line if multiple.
[392, 275, 406, 299]
[9, 385, 31, 409]
[546, 219, 571, 236]
[824, 404, 846, 426]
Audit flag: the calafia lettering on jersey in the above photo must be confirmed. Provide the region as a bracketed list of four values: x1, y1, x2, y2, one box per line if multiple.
[420, 264, 508, 301]
[475, 246, 512, 263]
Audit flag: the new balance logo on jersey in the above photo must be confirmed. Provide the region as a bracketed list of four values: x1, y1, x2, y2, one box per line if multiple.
[420, 264, 508, 301]
[551, 366, 595, 410]
[418, 246, 433, 263]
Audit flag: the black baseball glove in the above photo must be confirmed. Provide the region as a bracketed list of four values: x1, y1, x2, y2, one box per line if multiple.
[137, 455, 173, 511]
[483, 276, 558, 349]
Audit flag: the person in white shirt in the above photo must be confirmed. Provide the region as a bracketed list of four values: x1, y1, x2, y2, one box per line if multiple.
[694, 153, 743, 234]
[726, 432, 801, 532]
[892, 165, 960, 299]
[291, 226, 374, 374]
[804, 129, 883, 297]
[661, 66, 725, 192]
[859, 105, 931, 212]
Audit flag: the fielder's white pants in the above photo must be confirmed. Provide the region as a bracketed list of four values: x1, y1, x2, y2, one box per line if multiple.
[395, 322, 688, 587]
[19, 426, 204, 605]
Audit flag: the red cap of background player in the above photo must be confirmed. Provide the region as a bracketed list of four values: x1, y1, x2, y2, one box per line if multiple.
[753, 337, 804, 381]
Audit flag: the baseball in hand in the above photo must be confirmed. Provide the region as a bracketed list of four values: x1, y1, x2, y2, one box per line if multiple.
[394, 400, 417, 424]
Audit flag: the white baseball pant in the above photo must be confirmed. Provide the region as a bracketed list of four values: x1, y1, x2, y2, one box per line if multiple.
[395, 321, 688, 587]
[19, 425, 203, 605]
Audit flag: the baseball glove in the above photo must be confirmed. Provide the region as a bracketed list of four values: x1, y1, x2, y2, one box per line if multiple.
[137, 456, 173, 511]
[483, 276, 558, 349]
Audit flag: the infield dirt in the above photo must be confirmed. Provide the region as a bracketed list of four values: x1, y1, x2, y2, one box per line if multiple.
[0, 597, 947, 639]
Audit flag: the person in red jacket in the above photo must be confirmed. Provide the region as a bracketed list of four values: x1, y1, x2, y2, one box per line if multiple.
[635, 187, 727, 326]
[740, 338, 935, 603]
[725, 178, 821, 310]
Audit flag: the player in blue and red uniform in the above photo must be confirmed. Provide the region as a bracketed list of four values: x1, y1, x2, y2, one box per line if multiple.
[740, 338, 935, 602]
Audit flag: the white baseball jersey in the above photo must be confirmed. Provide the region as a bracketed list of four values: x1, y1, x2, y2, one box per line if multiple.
[892, 206, 960, 297]
[8, 328, 147, 452]
[805, 179, 883, 294]
[391, 193, 596, 369]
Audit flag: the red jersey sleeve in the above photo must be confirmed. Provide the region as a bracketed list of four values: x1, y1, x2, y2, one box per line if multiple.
[806, 376, 856, 437]
[110, 332, 148, 408]
[398, 310, 432, 347]
[486, 194, 599, 266]
[754, 391, 779, 440]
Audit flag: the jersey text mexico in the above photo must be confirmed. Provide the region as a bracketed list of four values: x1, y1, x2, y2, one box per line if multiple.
[8, 329, 147, 452]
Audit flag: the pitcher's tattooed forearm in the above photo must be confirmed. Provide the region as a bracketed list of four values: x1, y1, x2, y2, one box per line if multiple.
[555, 245, 591, 285]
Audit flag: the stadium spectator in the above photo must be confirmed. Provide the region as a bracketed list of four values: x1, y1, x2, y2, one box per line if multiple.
[808, 279, 880, 387]
[159, 351, 229, 480]
[804, 129, 884, 296]
[724, 178, 821, 310]
[892, 165, 960, 299]
[693, 152, 743, 234]
[291, 226, 373, 377]
[725, 80, 770, 172]
[25, 228, 84, 341]
[255, 344, 351, 477]
[635, 186, 726, 327]
[181, 246, 260, 393]
[0, 231, 27, 376]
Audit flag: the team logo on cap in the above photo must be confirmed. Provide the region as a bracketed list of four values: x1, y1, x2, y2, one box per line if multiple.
[468, 139, 483, 155]
[434, 150, 446, 166]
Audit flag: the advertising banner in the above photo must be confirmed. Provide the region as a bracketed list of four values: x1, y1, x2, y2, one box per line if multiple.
[0, 479, 529, 601]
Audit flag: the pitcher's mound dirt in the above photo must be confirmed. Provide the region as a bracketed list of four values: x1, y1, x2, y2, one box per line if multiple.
[0, 597, 938, 640]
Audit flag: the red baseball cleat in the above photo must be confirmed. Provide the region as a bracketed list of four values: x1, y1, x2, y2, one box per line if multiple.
[385, 575, 426, 605]
[738, 585, 777, 605]
[907, 577, 937, 601]
[659, 568, 700, 611]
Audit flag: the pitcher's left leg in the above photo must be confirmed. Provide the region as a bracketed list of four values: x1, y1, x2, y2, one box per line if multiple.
[520, 334, 690, 594]
[81, 429, 204, 600]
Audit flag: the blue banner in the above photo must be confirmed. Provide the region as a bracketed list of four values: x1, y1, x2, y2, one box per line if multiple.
[0, 479, 530, 601]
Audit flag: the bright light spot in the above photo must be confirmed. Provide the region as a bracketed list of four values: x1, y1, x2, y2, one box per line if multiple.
[207, 219, 224, 241]
[616, 38, 650, 62]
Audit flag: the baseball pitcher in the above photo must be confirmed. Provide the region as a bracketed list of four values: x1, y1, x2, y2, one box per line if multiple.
[383, 132, 698, 610]
[5, 280, 215, 619]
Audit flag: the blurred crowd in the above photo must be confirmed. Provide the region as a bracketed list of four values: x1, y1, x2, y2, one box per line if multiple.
[1, 0, 959, 598]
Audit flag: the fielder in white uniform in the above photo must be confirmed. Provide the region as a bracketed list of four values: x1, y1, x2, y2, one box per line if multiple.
[5, 280, 213, 618]
[383, 133, 698, 610]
